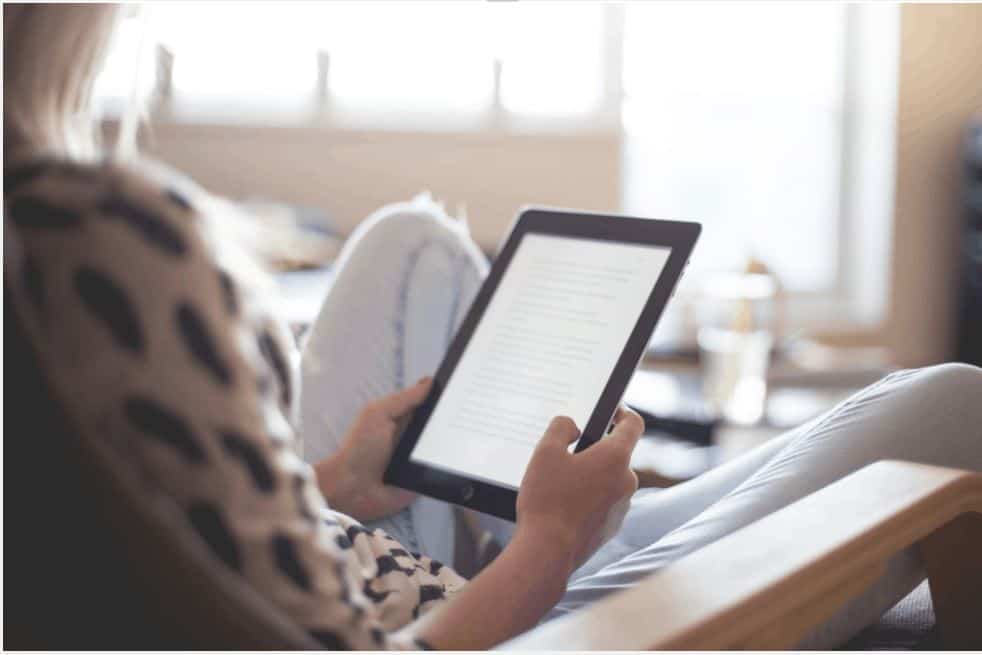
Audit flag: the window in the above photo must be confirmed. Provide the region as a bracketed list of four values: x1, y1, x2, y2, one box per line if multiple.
[95, 3, 898, 331]
[96, 2, 610, 126]
[622, 2, 846, 293]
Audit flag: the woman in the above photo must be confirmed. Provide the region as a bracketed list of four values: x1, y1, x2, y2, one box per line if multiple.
[4, 4, 981, 649]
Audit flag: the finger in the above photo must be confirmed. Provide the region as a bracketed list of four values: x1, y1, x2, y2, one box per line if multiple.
[603, 407, 644, 457]
[537, 416, 581, 451]
[384, 486, 418, 507]
[379, 377, 433, 418]
[612, 404, 633, 425]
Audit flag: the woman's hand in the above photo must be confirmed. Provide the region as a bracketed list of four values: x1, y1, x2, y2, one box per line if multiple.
[407, 406, 644, 650]
[315, 378, 432, 522]
[516, 406, 644, 577]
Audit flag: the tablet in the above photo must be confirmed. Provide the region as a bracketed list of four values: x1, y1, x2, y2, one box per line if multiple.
[384, 208, 700, 520]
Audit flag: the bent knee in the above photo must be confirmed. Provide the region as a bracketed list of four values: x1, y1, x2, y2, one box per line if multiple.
[353, 195, 474, 258]
[911, 362, 982, 395]
[341, 196, 488, 291]
[891, 362, 982, 426]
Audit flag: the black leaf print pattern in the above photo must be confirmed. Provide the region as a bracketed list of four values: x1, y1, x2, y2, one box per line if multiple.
[293, 474, 316, 522]
[100, 194, 187, 256]
[334, 563, 352, 605]
[4, 162, 51, 192]
[273, 534, 312, 591]
[376, 555, 415, 577]
[74, 267, 144, 353]
[257, 330, 291, 408]
[220, 430, 275, 492]
[124, 395, 207, 463]
[9, 195, 82, 229]
[164, 188, 193, 211]
[413, 585, 446, 618]
[418, 585, 445, 604]
[176, 302, 233, 386]
[5, 163, 478, 646]
[187, 502, 241, 571]
[309, 630, 349, 650]
[216, 268, 238, 316]
[362, 580, 392, 604]
[346, 524, 372, 544]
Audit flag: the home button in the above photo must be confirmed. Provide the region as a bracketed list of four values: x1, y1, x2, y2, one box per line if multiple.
[461, 485, 475, 502]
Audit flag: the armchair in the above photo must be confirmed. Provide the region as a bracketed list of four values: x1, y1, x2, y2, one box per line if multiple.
[6, 294, 980, 649]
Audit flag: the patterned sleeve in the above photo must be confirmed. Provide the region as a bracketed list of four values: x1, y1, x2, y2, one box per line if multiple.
[3, 159, 464, 650]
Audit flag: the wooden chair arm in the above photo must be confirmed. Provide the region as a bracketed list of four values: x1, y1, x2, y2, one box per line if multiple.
[503, 460, 982, 650]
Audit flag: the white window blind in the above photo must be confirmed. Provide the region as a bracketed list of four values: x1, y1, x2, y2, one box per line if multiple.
[96, 2, 607, 122]
[622, 2, 847, 293]
[95, 2, 872, 300]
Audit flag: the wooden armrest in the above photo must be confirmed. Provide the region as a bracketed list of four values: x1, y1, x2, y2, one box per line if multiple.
[504, 460, 982, 650]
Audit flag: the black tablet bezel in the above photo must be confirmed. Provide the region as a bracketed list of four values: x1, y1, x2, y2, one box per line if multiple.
[384, 208, 700, 521]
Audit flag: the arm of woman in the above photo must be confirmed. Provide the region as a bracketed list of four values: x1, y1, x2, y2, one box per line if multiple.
[314, 379, 428, 521]
[314, 389, 642, 648]
[8, 159, 643, 650]
[403, 410, 644, 650]
[406, 523, 572, 649]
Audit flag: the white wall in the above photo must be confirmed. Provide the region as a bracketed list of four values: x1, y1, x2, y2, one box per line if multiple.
[887, 4, 982, 366]
[138, 123, 621, 251]
[128, 3, 982, 366]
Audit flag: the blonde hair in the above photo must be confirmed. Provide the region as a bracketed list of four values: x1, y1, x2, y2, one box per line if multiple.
[3, 4, 274, 288]
[3, 3, 122, 163]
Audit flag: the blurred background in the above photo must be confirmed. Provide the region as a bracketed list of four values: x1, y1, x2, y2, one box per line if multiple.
[96, 1, 982, 476]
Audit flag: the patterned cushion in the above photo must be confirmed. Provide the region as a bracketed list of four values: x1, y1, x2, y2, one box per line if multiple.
[845, 581, 940, 650]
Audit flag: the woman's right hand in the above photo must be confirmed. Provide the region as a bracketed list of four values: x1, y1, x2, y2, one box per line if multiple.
[409, 407, 644, 649]
[516, 406, 644, 577]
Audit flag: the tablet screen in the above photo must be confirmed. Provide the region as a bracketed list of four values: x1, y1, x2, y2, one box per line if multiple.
[409, 233, 672, 489]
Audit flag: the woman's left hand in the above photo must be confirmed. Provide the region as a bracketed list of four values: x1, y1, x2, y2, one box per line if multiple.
[315, 378, 432, 521]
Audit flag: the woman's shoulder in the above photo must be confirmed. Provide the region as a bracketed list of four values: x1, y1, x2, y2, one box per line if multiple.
[5, 155, 203, 229]
[4, 152, 301, 431]
[3, 153, 273, 315]
[4, 154, 243, 384]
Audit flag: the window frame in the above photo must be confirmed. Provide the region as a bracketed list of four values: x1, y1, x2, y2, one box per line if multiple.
[100, 3, 899, 336]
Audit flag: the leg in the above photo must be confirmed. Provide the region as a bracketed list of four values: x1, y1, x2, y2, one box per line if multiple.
[571, 423, 799, 581]
[478, 383, 808, 568]
[298, 194, 488, 565]
[552, 364, 982, 647]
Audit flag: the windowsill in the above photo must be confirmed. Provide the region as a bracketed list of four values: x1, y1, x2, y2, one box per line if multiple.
[102, 102, 622, 138]
[109, 118, 623, 253]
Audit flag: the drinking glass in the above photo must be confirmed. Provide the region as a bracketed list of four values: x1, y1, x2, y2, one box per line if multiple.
[695, 273, 777, 425]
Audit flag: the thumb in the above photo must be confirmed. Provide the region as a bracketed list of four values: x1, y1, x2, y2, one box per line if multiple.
[590, 405, 644, 463]
[537, 416, 581, 452]
[383, 486, 418, 506]
[380, 377, 433, 418]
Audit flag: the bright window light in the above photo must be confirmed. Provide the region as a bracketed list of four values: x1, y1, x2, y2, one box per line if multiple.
[622, 2, 846, 292]
[493, 3, 605, 116]
[95, 2, 606, 119]
[91, 8, 155, 111]
[322, 2, 493, 115]
[93, 2, 855, 296]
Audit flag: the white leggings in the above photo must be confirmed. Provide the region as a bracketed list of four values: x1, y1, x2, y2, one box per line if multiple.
[298, 200, 982, 648]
